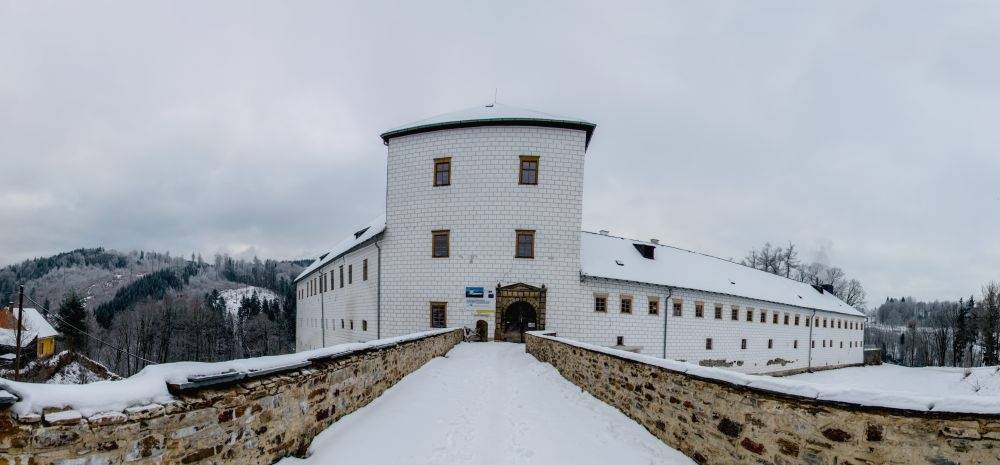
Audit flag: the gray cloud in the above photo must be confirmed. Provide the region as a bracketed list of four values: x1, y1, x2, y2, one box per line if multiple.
[1, 1, 998, 306]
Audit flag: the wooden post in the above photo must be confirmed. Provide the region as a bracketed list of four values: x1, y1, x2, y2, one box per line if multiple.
[13, 285, 25, 381]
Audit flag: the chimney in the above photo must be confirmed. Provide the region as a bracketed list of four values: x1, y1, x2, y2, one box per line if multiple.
[650, 238, 659, 244]
[599, 230, 609, 235]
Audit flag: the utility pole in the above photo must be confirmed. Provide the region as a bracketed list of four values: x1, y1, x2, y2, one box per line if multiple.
[13, 285, 25, 381]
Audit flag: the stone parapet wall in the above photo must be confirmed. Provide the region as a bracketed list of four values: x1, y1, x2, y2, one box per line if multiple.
[1, 329, 463, 464]
[526, 332, 1000, 465]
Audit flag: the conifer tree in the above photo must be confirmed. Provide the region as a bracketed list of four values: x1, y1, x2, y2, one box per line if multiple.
[57, 292, 88, 353]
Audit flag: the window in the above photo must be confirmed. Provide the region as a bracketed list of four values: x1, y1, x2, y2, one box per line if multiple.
[434, 157, 451, 186]
[620, 296, 632, 314]
[648, 298, 659, 315]
[713, 304, 722, 319]
[705, 338, 713, 350]
[362, 320, 368, 331]
[350, 320, 354, 330]
[811, 340, 815, 348]
[773, 313, 779, 324]
[430, 302, 447, 328]
[731, 306, 739, 321]
[515, 230, 535, 258]
[341, 319, 344, 329]
[432, 230, 450, 258]
[746, 309, 753, 322]
[760, 311, 766, 323]
[840, 341, 843, 348]
[794, 315, 800, 326]
[794, 340, 799, 349]
[595, 295, 607, 313]
[363, 259, 368, 281]
[519, 155, 539, 185]
[741, 339, 747, 350]
[672, 300, 683, 317]
[768, 339, 773, 349]
[822, 340, 826, 348]
[339, 265, 344, 288]
[348, 264, 353, 284]
[695, 302, 704, 318]
[805, 317, 810, 327]
[784, 314, 790, 325]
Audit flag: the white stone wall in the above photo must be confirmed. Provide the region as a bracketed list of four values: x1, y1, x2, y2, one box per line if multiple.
[562, 276, 864, 374]
[296, 241, 381, 351]
[379, 126, 588, 338]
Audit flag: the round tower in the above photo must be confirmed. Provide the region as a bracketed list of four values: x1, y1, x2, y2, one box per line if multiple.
[378, 104, 595, 341]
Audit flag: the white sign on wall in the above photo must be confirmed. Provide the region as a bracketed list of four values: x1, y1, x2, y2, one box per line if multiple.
[464, 286, 495, 316]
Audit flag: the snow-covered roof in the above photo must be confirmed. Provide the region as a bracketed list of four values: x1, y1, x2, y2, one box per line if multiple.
[0, 307, 58, 348]
[294, 214, 386, 283]
[580, 232, 865, 317]
[380, 103, 597, 148]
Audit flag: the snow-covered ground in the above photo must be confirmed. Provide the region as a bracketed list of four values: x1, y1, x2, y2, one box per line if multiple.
[218, 286, 279, 315]
[279, 343, 694, 465]
[788, 364, 1000, 398]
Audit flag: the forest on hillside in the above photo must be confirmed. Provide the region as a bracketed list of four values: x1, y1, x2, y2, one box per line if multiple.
[2, 248, 308, 377]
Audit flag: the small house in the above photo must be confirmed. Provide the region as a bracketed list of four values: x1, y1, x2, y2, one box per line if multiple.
[0, 306, 59, 362]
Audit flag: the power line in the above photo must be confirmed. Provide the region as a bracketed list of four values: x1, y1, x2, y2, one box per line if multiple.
[21, 293, 156, 365]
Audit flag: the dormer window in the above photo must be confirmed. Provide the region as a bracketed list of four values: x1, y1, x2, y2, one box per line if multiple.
[633, 243, 655, 259]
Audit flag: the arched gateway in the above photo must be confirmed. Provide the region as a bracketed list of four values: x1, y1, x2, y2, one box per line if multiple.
[495, 283, 546, 342]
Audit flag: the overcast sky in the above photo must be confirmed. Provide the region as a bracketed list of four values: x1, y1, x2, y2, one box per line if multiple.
[2, 1, 998, 307]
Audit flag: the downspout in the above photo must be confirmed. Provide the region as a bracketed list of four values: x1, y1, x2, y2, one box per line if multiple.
[662, 286, 674, 359]
[320, 273, 326, 348]
[376, 240, 382, 339]
[807, 309, 816, 372]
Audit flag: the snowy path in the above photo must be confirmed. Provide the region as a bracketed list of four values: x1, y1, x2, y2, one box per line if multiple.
[279, 343, 694, 465]
[788, 363, 1000, 397]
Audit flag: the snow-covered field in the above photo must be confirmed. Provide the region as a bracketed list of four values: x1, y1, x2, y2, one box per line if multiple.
[279, 343, 694, 465]
[218, 286, 279, 315]
[788, 364, 1000, 398]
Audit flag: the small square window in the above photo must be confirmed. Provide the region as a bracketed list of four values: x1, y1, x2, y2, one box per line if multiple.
[515, 230, 535, 258]
[695, 302, 704, 318]
[432, 230, 450, 258]
[648, 298, 659, 315]
[672, 300, 683, 317]
[620, 296, 632, 314]
[595, 295, 607, 313]
[430, 302, 447, 328]
[519, 155, 539, 185]
[705, 338, 713, 350]
[434, 157, 451, 186]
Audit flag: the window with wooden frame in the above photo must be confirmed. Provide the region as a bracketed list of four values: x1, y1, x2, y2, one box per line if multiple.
[348, 264, 353, 284]
[434, 157, 451, 186]
[515, 230, 535, 258]
[647, 298, 659, 315]
[794, 315, 800, 326]
[350, 320, 354, 330]
[430, 302, 447, 328]
[362, 320, 368, 331]
[519, 155, 539, 185]
[363, 259, 368, 281]
[730, 306, 739, 321]
[805, 317, 810, 327]
[768, 339, 773, 349]
[705, 338, 713, 350]
[713, 304, 722, 319]
[620, 296, 632, 314]
[339, 265, 344, 288]
[695, 302, 704, 318]
[330, 273, 335, 291]
[672, 300, 683, 317]
[432, 230, 450, 258]
[784, 313, 790, 325]
[773, 313, 779, 324]
[741, 339, 747, 350]
[760, 310, 767, 323]
[594, 294, 608, 313]
[746, 308, 754, 322]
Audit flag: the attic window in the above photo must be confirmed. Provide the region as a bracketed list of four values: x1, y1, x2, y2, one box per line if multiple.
[615, 260, 624, 266]
[354, 227, 370, 239]
[318, 253, 329, 260]
[633, 243, 655, 259]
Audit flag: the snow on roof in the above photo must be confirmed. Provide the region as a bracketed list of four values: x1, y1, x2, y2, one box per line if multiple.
[295, 214, 386, 283]
[0, 308, 58, 348]
[580, 232, 864, 317]
[380, 103, 597, 147]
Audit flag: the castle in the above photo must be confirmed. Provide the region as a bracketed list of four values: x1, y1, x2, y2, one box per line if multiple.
[294, 104, 865, 374]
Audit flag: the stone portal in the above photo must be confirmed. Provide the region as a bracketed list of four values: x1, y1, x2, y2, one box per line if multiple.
[495, 283, 546, 342]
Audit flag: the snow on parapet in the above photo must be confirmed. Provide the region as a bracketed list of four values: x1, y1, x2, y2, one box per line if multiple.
[0, 328, 459, 417]
[295, 214, 386, 283]
[528, 332, 1000, 415]
[580, 232, 864, 317]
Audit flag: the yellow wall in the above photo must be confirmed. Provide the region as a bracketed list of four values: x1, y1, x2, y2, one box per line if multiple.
[36, 337, 55, 358]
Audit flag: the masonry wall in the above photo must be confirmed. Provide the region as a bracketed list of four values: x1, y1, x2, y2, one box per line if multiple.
[526, 333, 1000, 465]
[297, 241, 381, 351]
[0, 329, 463, 465]
[562, 277, 864, 374]
[380, 126, 588, 338]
